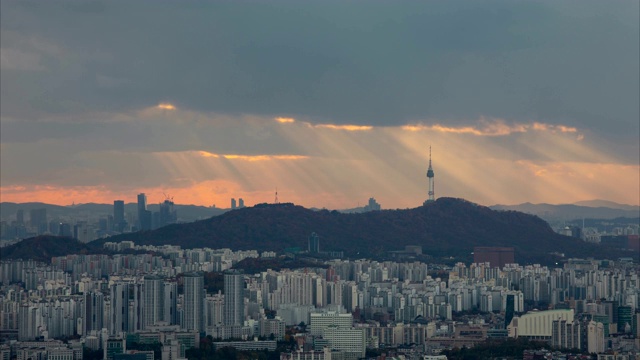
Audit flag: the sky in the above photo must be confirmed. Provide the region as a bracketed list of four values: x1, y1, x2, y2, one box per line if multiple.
[1, 0, 638, 209]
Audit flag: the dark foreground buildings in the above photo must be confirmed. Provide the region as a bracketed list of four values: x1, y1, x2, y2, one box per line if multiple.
[473, 247, 515, 268]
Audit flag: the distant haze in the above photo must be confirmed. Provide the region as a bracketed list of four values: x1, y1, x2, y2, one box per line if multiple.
[1, 1, 638, 208]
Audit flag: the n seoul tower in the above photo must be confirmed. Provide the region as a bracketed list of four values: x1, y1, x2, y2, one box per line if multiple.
[425, 146, 435, 204]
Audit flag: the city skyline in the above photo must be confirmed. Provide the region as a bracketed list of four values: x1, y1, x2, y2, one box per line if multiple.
[1, 1, 638, 209]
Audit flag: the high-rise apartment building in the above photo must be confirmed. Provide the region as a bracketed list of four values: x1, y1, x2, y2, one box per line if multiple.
[308, 232, 320, 254]
[143, 275, 164, 328]
[587, 321, 605, 353]
[551, 319, 581, 349]
[164, 280, 178, 325]
[110, 282, 130, 335]
[183, 272, 204, 331]
[223, 270, 245, 326]
[230, 198, 237, 210]
[84, 291, 104, 334]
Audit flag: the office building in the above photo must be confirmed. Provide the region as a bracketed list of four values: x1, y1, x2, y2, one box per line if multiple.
[310, 312, 353, 336]
[320, 325, 366, 359]
[137, 194, 151, 231]
[508, 309, 574, 339]
[238, 198, 245, 208]
[230, 198, 237, 210]
[617, 305, 632, 333]
[113, 200, 125, 232]
[30, 209, 47, 234]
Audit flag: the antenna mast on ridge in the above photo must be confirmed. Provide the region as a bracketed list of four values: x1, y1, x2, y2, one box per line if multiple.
[274, 187, 279, 204]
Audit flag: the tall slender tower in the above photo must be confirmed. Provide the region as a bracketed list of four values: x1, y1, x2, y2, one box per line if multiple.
[425, 146, 435, 204]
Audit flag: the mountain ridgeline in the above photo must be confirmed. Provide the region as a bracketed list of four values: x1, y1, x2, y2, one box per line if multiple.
[91, 198, 627, 264]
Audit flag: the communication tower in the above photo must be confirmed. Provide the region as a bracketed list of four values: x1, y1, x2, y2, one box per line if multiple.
[425, 146, 435, 204]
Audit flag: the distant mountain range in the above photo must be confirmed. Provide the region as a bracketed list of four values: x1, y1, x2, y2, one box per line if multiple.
[4, 199, 636, 224]
[490, 200, 639, 222]
[0, 202, 227, 222]
[88, 198, 635, 265]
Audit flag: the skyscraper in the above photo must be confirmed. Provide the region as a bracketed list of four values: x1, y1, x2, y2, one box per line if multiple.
[183, 272, 204, 331]
[29, 208, 47, 234]
[113, 200, 125, 232]
[223, 270, 245, 326]
[159, 199, 177, 228]
[238, 198, 245, 208]
[231, 198, 237, 210]
[137, 193, 147, 215]
[137, 193, 152, 231]
[505, 294, 515, 328]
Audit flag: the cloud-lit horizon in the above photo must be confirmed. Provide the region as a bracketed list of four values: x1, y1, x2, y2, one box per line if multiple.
[1, 1, 638, 208]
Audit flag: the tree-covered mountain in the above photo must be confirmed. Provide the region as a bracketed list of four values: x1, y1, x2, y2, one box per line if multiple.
[90, 198, 634, 264]
[0, 235, 90, 262]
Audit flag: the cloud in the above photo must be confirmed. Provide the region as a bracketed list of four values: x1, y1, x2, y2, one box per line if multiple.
[199, 152, 308, 162]
[157, 103, 176, 110]
[275, 117, 295, 123]
[402, 119, 580, 137]
[198, 151, 219, 158]
[313, 124, 373, 131]
[0, 47, 44, 71]
[1, 1, 637, 137]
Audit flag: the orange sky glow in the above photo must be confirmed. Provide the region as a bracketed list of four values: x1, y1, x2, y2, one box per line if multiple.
[1, 112, 637, 209]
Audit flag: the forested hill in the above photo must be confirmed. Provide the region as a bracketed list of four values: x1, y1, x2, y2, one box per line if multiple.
[1, 236, 89, 263]
[89, 198, 628, 264]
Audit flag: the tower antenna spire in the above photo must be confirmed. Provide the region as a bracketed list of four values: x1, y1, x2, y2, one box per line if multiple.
[274, 187, 279, 204]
